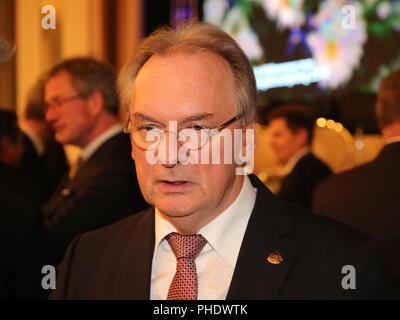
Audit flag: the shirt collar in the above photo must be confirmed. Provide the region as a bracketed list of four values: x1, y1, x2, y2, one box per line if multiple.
[284, 146, 311, 174]
[80, 124, 123, 161]
[19, 122, 45, 156]
[154, 175, 257, 268]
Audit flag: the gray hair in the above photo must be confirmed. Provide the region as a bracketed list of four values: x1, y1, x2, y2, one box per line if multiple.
[45, 57, 119, 115]
[117, 21, 257, 125]
[24, 76, 46, 120]
[376, 69, 400, 129]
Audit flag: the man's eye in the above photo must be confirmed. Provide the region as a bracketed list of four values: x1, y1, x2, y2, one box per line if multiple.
[139, 125, 156, 132]
[190, 124, 206, 131]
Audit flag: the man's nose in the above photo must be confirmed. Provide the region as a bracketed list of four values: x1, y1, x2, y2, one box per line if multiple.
[45, 105, 57, 122]
[158, 131, 179, 168]
[165, 131, 180, 167]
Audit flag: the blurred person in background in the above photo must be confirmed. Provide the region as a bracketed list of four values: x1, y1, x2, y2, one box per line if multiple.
[19, 77, 68, 198]
[268, 105, 331, 209]
[20, 57, 148, 299]
[0, 110, 45, 203]
[0, 110, 42, 299]
[313, 69, 400, 298]
[0, 35, 41, 300]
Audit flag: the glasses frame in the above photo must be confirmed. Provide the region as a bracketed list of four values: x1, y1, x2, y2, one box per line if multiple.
[44, 94, 84, 114]
[124, 114, 243, 150]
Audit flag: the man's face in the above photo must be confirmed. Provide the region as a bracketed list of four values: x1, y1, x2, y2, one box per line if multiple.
[44, 70, 95, 147]
[131, 52, 250, 232]
[269, 117, 306, 164]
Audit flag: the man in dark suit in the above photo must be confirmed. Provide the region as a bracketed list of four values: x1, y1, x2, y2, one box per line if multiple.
[313, 69, 400, 298]
[0, 110, 45, 204]
[268, 105, 331, 209]
[0, 191, 41, 299]
[19, 77, 68, 197]
[50, 22, 387, 300]
[19, 58, 148, 299]
[0, 110, 43, 298]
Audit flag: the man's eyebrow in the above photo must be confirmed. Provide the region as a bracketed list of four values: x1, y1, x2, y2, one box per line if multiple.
[132, 112, 215, 123]
[132, 113, 161, 123]
[181, 113, 214, 122]
[45, 94, 60, 102]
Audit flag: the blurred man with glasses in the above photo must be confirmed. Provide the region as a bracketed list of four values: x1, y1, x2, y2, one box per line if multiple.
[20, 57, 147, 299]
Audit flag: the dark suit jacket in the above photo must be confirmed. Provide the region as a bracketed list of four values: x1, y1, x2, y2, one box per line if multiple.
[313, 141, 400, 298]
[279, 153, 332, 210]
[0, 161, 46, 205]
[21, 134, 68, 200]
[0, 192, 42, 299]
[50, 175, 388, 299]
[42, 138, 69, 188]
[42, 132, 148, 264]
[19, 133, 148, 299]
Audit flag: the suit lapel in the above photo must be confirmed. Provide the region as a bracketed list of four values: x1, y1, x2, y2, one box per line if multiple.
[42, 137, 114, 221]
[42, 174, 69, 220]
[226, 175, 297, 299]
[114, 207, 155, 299]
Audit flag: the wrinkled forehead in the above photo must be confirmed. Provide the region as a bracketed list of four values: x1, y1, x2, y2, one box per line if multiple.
[131, 51, 237, 122]
[136, 50, 235, 91]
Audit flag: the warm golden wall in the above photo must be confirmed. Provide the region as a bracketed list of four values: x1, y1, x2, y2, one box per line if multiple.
[0, 0, 15, 111]
[13, 0, 143, 164]
[15, 0, 143, 116]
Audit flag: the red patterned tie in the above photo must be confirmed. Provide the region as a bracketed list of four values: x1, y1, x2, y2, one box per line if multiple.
[166, 232, 207, 300]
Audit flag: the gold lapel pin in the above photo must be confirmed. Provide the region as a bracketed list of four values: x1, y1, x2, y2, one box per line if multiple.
[267, 251, 283, 264]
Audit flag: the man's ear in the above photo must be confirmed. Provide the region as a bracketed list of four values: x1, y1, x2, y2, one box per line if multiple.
[130, 136, 136, 160]
[131, 147, 136, 160]
[242, 121, 257, 153]
[87, 90, 104, 117]
[296, 128, 308, 146]
[236, 121, 256, 175]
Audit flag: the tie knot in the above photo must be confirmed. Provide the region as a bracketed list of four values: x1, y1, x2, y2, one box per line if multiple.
[68, 157, 85, 180]
[166, 232, 207, 260]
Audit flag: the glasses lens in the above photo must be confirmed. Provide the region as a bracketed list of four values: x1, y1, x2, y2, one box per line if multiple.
[132, 128, 163, 150]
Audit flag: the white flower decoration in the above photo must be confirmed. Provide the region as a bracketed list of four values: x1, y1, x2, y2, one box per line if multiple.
[306, 0, 367, 89]
[260, 0, 305, 29]
[203, 0, 229, 26]
[221, 5, 263, 61]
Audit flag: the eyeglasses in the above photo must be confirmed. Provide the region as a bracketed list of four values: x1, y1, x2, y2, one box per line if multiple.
[43, 94, 84, 113]
[124, 114, 242, 150]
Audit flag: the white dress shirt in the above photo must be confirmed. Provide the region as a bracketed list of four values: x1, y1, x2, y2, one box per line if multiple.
[79, 123, 123, 161]
[150, 175, 257, 300]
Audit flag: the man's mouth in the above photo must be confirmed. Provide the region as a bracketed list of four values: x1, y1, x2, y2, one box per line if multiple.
[160, 180, 188, 185]
[53, 124, 64, 131]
